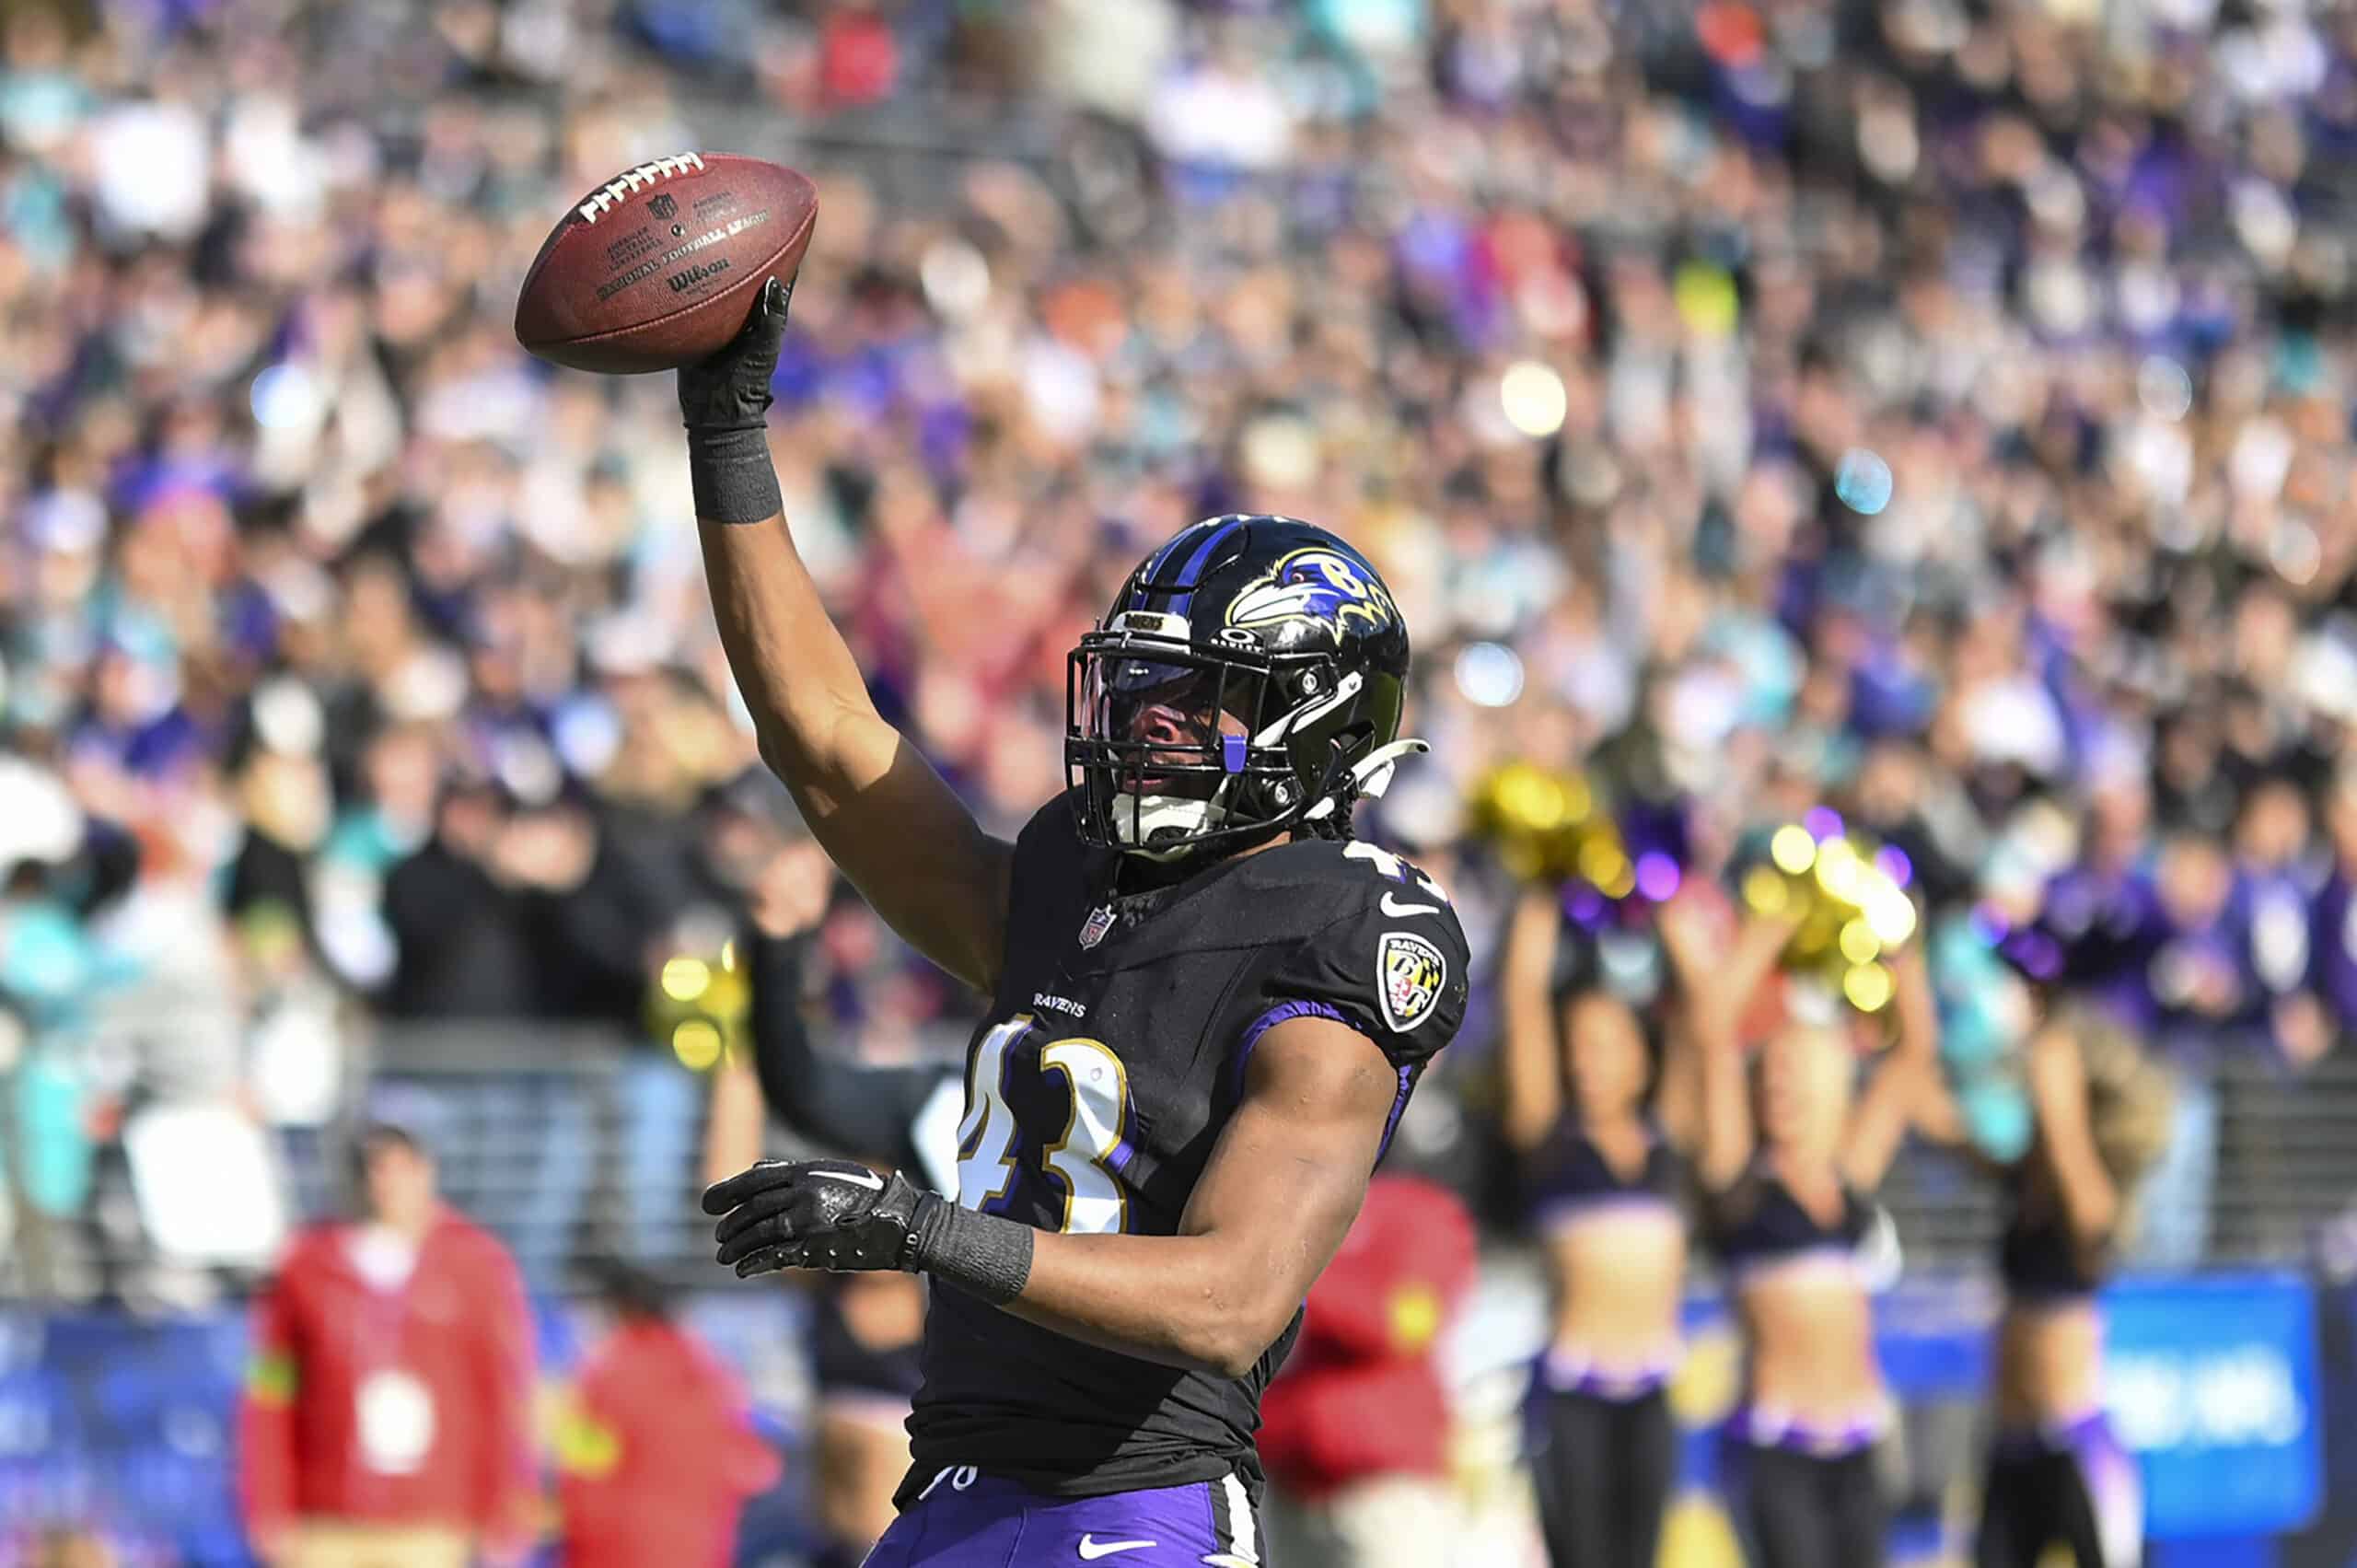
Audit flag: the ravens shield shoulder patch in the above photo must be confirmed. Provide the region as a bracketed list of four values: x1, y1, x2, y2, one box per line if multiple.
[1378, 930, 1447, 1034]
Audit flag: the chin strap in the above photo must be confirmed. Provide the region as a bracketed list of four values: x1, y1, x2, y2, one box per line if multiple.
[1301, 738, 1429, 823]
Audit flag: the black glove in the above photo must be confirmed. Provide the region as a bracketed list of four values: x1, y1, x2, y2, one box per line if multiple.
[702, 1156, 1036, 1303]
[703, 1156, 931, 1277]
[677, 276, 792, 523]
[678, 275, 793, 433]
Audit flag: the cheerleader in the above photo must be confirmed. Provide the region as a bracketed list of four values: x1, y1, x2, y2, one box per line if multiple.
[1920, 1008, 2171, 1568]
[1501, 889, 1713, 1568]
[1693, 923, 1941, 1568]
[807, 1271, 930, 1562]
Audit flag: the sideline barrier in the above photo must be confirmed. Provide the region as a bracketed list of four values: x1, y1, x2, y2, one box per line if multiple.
[1, 1272, 2343, 1565]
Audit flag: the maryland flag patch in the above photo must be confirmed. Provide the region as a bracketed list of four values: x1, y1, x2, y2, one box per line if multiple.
[1378, 931, 1447, 1034]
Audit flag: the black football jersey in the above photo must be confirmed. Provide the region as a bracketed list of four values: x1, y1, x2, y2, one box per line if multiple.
[897, 793, 1471, 1505]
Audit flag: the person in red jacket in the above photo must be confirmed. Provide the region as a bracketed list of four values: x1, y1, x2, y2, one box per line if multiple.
[555, 1261, 783, 1568]
[238, 1092, 540, 1568]
[1257, 1173, 1480, 1568]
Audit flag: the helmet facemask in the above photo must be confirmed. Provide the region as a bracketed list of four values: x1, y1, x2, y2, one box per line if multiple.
[1066, 630, 1362, 860]
[1069, 517, 1422, 861]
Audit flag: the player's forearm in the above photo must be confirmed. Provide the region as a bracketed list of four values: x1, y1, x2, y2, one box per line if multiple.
[745, 931, 830, 1119]
[747, 934, 949, 1164]
[679, 278, 882, 796]
[999, 1228, 1296, 1379]
[699, 516, 1010, 993]
[892, 1193, 1287, 1376]
[698, 517, 891, 796]
[988, 1016, 1391, 1378]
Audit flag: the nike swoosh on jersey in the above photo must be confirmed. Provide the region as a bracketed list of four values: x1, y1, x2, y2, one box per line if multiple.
[1076, 1537, 1157, 1561]
[1379, 891, 1442, 916]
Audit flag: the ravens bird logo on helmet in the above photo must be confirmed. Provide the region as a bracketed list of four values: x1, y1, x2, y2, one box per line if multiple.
[1065, 516, 1426, 860]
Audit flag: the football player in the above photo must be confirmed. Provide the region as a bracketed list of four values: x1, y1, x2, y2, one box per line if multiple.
[683, 280, 1469, 1565]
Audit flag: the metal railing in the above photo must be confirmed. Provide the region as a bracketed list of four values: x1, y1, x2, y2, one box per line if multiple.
[8, 1017, 2357, 1301]
[362, 1022, 725, 1289]
[1879, 1051, 2357, 1272]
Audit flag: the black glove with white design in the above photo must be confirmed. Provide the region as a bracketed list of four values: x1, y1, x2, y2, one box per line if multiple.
[702, 1157, 1035, 1304]
[705, 1157, 924, 1273]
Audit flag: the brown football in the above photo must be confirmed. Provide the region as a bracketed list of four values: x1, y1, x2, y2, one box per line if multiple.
[514, 153, 819, 375]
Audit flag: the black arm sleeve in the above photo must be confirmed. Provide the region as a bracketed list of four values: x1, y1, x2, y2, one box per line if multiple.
[745, 927, 955, 1174]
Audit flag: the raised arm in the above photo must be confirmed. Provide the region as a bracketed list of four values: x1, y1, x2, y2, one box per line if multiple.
[1499, 889, 1566, 1152]
[1689, 908, 1788, 1190]
[681, 281, 1012, 993]
[1654, 889, 1730, 1152]
[1840, 942, 1942, 1192]
[744, 933, 957, 1176]
[2024, 1023, 2119, 1249]
[702, 1044, 768, 1189]
[1905, 1053, 1974, 1151]
[708, 839, 965, 1185]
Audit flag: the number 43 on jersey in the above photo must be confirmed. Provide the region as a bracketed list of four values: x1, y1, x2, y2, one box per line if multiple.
[957, 1016, 1132, 1236]
[955, 843, 1450, 1238]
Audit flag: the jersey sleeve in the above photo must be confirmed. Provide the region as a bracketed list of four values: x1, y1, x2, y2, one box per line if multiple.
[236, 1252, 303, 1542]
[1260, 879, 1471, 1070]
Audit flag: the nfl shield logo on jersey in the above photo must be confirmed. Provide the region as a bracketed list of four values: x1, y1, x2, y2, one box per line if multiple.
[1378, 931, 1447, 1033]
[1079, 905, 1119, 949]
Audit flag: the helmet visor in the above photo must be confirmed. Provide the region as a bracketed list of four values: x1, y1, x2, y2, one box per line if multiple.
[1067, 637, 1299, 854]
[1077, 649, 1255, 797]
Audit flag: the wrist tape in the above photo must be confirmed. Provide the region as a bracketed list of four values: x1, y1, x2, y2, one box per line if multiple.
[909, 1193, 1034, 1305]
[686, 424, 784, 525]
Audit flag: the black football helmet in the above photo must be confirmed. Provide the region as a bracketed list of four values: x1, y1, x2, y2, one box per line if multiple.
[1067, 515, 1423, 859]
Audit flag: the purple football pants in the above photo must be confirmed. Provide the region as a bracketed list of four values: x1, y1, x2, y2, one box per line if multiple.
[862, 1466, 1263, 1567]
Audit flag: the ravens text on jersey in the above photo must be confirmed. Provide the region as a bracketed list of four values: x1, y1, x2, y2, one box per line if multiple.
[904, 792, 1471, 1504]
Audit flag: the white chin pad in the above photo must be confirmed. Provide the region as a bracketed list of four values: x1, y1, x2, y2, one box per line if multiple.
[1111, 792, 1225, 856]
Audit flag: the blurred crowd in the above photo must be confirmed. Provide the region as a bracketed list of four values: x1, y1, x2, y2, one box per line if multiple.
[9, 0, 2357, 1561]
[3, 0, 2357, 1389]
